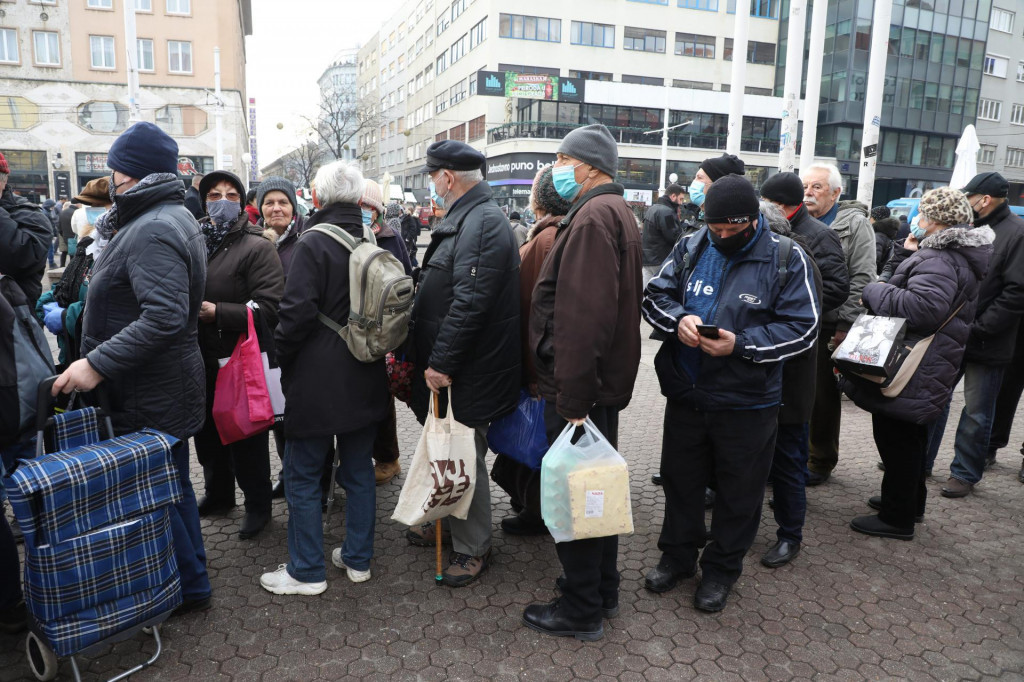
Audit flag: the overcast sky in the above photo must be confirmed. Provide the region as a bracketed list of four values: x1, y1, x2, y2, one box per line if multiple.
[246, 0, 403, 165]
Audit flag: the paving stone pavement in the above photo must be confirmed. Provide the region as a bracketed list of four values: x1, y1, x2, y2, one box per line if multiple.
[3, 323, 1024, 681]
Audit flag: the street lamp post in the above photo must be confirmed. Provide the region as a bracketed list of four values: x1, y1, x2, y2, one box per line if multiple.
[645, 120, 694, 194]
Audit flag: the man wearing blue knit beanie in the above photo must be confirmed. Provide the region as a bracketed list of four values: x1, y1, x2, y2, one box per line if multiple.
[52, 121, 214, 614]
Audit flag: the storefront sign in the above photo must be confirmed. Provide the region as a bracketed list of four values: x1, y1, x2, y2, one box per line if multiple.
[178, 157, 200, 176]
[624, 189, 653, 205]
[476, 71, 585, 103]
[77, 153, 109, 173]
[485, 153, 556, 182]
[53, 172, 71, 199]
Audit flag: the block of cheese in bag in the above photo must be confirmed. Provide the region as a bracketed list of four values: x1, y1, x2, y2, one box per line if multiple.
[566, 462, 634, 540]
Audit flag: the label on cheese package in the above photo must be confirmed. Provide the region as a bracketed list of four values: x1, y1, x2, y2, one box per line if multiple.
[585, 490, 605, 518]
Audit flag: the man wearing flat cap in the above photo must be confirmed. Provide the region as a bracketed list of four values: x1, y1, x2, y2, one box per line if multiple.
[405, 140, 521, 587]
[929, 172, 1024, 498]
[524, 123, 643, 641]
[52, 121, 213, 613]
[643, 174, 819, 613]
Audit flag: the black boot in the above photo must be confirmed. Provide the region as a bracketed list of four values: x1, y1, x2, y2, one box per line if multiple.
[239, 510, 270, 539]
[197, 495, 235, 516]
[522, 600, 603, 641]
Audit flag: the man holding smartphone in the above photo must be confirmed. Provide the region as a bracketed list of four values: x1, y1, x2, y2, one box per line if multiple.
[642, 175, 819, 612]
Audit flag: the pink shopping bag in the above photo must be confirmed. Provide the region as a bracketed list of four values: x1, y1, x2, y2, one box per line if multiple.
[212, 308, 274, 445]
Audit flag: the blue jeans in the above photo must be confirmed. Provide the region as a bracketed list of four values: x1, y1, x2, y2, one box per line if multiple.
[284, 426, 377, 582]
[948, 363, 1005, 484]
[769, 422, 808, 545]
[169, 439, 211, 600]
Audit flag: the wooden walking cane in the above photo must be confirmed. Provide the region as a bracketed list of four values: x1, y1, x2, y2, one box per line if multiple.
[434, 392, 444, 585]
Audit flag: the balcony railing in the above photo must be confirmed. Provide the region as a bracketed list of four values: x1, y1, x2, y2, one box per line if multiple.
[487, 121, 791, 155]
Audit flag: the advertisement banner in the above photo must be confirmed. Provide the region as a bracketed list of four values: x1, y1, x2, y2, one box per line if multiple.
[476, 72, 585, 103]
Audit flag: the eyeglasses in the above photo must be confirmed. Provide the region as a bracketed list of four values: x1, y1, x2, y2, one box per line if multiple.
[206, 191, 241, 201]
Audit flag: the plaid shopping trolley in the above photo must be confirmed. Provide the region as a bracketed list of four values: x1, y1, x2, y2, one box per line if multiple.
[3, 378, 183, 682]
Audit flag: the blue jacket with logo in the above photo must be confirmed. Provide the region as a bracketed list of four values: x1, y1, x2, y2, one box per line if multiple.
[642, 217, 820, 410]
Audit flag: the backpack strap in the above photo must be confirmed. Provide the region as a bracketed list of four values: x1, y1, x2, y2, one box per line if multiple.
[777, 235, 793, 288]
[305, 223, 377, 251]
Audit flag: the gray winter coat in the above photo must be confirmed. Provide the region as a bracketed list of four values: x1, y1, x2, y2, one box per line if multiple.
[82, 176, 208, 440]
[840, 226, 994, 424]
[827, 201, 876, 331]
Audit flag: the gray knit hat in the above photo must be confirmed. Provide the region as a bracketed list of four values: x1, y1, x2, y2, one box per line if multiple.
[918, 187, 973, 227]
[556, 124, 618, 178]
[257, 176, 297, 220]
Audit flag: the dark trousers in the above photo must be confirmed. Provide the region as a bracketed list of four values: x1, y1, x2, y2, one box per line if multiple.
[168, 439, 212, 599]
[659, 401, 778, 586]
[0, 513, 21, 609]
[808, 330, 841, 475]
[872, 412, 928, 528]
[373, 397, 400, 464]
[545, 403, 621, 621]
[770, 422, 808, 544]
[989, 326, 1024, 455]
[491, 455, 541, 524]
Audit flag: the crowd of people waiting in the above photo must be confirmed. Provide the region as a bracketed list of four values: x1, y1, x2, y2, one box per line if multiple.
[1, 116, 1023, 642]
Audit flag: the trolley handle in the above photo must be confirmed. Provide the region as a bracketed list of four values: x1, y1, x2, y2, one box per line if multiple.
[35, 376, 114, 433]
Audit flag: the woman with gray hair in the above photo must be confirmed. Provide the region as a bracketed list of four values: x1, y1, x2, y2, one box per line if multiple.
[261, 160, 390, 594]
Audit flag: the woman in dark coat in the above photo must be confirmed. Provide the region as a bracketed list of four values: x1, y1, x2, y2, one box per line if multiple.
[840, 188, 993, 540]
[192, 170, 284, 541]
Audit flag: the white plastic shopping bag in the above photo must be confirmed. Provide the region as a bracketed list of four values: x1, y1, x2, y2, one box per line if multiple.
[541, 419, 634, 543]
[392, 387, 477, 526]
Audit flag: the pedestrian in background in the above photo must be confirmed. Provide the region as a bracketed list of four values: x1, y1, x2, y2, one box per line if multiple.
[509, 211, 528, 247]
[642, 183, 686, 287]
[0, 152, 52, 306]
[841, 187, 992, 539]
[870, 206, 899, 276]
[191, 170, 283, 541]
[184, 174, 204, 220]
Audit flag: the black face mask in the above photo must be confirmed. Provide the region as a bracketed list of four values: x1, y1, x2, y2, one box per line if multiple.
[709, 224, 755, 255]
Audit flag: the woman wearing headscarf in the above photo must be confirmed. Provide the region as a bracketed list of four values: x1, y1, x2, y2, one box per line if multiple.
[492, 165, 571, 535]
[840, 187, 993, 540]
[358, 182, 412, 485]
[192, 170, 284, 540]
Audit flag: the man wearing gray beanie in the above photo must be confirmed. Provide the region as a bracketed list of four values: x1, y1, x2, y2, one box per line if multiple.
[524, 124, 643, 640]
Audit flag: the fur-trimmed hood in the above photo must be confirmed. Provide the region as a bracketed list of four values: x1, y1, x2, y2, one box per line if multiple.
[872, 216, 899, 239]
[920, 225, 994, 250]
[262, 227, 279, 244]
[525, 213, 563, 243]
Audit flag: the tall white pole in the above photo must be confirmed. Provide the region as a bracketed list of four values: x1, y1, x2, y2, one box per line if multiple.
[659, 92, 670, 194]
[779, 0, 806, 171]
[123, 0, 141, 122]
[214, 47, 224, 169]
[726, 1, 750, 155]
[856, 0, 893, 207]
[800, 0, 828, 171]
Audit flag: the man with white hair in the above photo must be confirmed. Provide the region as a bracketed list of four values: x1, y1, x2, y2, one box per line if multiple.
[800, 163, 876, 485]
[261, 160, 390, 594]
[405, 140, 521, 587]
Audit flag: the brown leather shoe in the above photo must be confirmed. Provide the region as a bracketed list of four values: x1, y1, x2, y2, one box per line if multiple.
[941, 477, 973, 498]
[374, 460, 401, 486]
[441, 548, 492, 587]
[405, 521, 451, 547]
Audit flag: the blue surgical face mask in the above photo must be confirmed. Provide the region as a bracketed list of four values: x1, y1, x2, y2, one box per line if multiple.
[688, 180, 706, 207]
[361, 208, 374, 227]
[552, 163, 583, 201]
[207, 199, 240, 225]
[430, 173, 452, 209]
[910, 215, 927, 240]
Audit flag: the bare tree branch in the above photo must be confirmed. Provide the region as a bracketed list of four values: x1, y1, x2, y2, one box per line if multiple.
[305, 88, 382, 161]
[282, 139, 323, 188]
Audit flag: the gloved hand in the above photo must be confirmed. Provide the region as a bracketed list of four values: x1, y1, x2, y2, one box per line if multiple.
[42, 302, 65, 334]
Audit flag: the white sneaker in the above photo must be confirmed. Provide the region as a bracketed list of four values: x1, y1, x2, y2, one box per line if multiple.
[332, 548, 371, 583]
[259, 564, 327, 595]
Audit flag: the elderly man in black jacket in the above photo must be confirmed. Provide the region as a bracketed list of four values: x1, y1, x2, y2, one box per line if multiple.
[759, 173, 850, 567]
[52, 121, 212, 614]
[642, 184, 686, 286]
[406, 140, 521, 587]
[0, 152, 52, 304]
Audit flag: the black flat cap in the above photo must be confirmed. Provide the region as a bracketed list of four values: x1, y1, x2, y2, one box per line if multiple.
[418, 140, 486, 174]
[961, 171, 1009, 198]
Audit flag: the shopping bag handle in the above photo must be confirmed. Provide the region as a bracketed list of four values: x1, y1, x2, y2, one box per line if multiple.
[427, 386, 454, 421]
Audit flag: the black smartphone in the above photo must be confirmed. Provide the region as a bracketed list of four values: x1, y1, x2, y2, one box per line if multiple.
[695, 324, 720, 339]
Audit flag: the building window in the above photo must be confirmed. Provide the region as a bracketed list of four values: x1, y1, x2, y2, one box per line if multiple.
[436, 52, 448, 74]
[77, 101, 129, 133]
[727, 0, 779, 17]
[0, 97, 40, 129]
[136, 0, 153, 10]
[979, 144, 996, 165]
[673, 79, 713, 90]
[155, 104, 207, 135]
[32, 31, 60, 66]
[449, 78, 467, 106]
[569, 70, 613, 81]
[624, 27, 666, 53]
[990, 8, 1014, 33]
[437, 12, 450, 36]
[468, 115, 485, 141]
[451, 0, 466, 21]
[470, 18, 487, 49]
[449, 123, 465, 142]
[571, 21, 615, 48]
[87, 0, 113, 8]
[984, 54, 1008, 78]
[1007, 148, 1024, 168]
[166, 0, 190, 15]
[137, 38, 154, 71]
[678, 0, 718, 9]
[498, 14, 562, 43]
[168, 40, 192, 74]
[675, 32, 715, 58]
[450, 33, 468, 63]
[435, 91, 447, 113]
[89, 35, 115, 69]
[622, 74, 665, 86]
[0, 28, 18, 64]
[979, 98, 1002, 121]
[628, 0, 668, 4]
[1011, 104, 1024, 126]
[1018, 61, 1024, 82]
[724, 39, 776, 65]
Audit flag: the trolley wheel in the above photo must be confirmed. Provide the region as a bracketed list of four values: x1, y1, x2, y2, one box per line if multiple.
[142, 626, 154, 635]
[25, 631, 58, 682]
